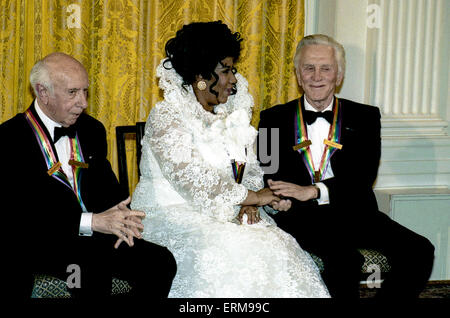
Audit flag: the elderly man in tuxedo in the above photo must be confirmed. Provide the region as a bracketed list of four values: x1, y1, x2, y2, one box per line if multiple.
[0, 52, 176, 300]
[258, 34, 434, 298]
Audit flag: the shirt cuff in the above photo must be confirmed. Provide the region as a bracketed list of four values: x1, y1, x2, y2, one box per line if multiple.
[263, 204, 279, 215]
[79, 212, 93, 236]
[314, 182, 330, 205]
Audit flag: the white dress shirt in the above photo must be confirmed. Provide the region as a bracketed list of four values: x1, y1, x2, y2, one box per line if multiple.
[34, 100, 93, 236]
[304, 98, 334, 205]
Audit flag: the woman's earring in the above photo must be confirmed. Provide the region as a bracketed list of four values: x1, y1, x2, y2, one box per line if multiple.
[197, 80, 207, 91]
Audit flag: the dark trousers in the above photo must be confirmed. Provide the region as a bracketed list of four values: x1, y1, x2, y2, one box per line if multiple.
[8, 233, 176, 301]
[272, 206, 435, 299]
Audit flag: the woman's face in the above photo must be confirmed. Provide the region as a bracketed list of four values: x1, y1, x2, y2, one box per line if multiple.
[194, 57, 237, 112]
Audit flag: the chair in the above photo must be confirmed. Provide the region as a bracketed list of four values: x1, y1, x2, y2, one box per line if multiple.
[310, 249, 391, 281]
[115, 122, 146, 196]
[32, 275, 132, 298]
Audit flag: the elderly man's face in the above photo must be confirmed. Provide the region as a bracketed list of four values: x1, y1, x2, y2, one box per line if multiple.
[296, 44, 343, 111]
[47, 66, 89, 127]
[37, 55, 89, 128]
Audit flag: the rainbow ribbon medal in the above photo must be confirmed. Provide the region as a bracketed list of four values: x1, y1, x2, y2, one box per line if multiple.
[68, 135, 88, 211]
[25, 109, 87, 210]
[231, 159, 246, 184]
[293, 97, 342, 183]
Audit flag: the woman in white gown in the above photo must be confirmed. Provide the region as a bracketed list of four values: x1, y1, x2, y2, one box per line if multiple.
[131, 21, 330, 298]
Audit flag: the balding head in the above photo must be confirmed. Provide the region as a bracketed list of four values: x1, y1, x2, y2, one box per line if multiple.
[30, 52, 87, 96]
[29, 53, 89, 127]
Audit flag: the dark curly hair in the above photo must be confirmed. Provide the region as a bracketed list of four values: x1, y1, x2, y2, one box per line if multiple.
[164, 21, 242, 93]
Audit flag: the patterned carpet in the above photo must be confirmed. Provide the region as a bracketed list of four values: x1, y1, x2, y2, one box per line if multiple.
[359, 280, 450, 298]
[32, 273, 449, 299]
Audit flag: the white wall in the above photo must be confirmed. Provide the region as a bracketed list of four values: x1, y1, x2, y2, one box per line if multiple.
[305, 0, 450, 190]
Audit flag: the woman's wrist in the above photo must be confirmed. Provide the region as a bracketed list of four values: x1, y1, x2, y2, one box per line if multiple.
[255, 190, 263, 206]
[241, 190, 259, 206]
[242, 189, 276, 206]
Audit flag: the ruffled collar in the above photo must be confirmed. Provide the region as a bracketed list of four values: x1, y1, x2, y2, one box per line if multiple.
[156, 59, 257, 161]
[156, 59, 254, 127]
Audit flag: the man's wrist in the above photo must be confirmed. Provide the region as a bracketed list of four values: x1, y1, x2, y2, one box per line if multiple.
[313, 182, 330, 205]
[79, 212, 93, 236]
[312, 185, 321, 200]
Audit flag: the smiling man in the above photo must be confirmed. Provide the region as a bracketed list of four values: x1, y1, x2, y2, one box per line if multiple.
[0, 52, 176, 300]
[258, 34, 434, 298]
[295, 44, 343, 111]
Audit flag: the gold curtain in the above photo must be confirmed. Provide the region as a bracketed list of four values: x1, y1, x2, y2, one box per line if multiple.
[0, 0, 304, 193]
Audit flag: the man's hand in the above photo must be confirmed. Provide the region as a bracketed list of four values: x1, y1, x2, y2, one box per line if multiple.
[113, 214, 146, 249]
[270, 199, 292, 211]
[268, 179, 318, 202]
[91, 197, 145, 249]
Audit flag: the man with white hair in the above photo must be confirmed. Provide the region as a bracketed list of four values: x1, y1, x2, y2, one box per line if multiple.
[258, 34, 434, 298]
[0, 52, 176, 300]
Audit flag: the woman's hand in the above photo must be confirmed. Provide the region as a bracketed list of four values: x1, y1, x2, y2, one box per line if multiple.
[255, 188, 280, 206]
[241, 188, 280, 206]
[237, 206, 261, 225]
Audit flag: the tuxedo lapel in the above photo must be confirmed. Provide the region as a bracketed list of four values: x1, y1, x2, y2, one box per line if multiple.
[272, 98, 312, 184]
[23, 101, 87, 208]
[26, 102, 61, 163]
[291, 96, 311, 177]
[327, 99, 359, 177]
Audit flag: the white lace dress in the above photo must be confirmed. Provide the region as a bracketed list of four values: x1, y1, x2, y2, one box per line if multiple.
[131, 59, 330, 298]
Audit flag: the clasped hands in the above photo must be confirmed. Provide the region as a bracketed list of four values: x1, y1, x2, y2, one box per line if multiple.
[238, 179, 318, 225]
[92, 197, 145, 249]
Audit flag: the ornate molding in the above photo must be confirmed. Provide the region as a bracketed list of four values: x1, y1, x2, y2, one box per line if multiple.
[381, 117, 448, 137]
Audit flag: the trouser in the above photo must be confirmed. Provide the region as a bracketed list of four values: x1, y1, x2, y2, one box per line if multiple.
[272, 206, 435, 299]
[7, 233, 176, 301]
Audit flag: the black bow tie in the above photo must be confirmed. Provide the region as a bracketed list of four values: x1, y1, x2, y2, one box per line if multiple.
[54, 126, 76, 142]
[304, 110, 334, 125]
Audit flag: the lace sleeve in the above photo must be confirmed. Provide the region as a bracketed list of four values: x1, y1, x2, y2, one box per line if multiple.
[146, 104, 248, 212]
[241, 143, 265, 192]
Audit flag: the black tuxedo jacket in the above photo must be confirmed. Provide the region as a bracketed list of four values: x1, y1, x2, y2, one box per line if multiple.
[258, 96, 381, 218]
[0, 102, 126, 250]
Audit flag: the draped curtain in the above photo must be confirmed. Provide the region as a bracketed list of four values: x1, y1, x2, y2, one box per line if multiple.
[0, 0, 304, 193]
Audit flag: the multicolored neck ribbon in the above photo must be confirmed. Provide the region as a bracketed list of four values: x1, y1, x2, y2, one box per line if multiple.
[293, 97, 342, 183]
[69, 135, 88, 211]
[24, 108, 87, 211]
[231, 159, 246, 184]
